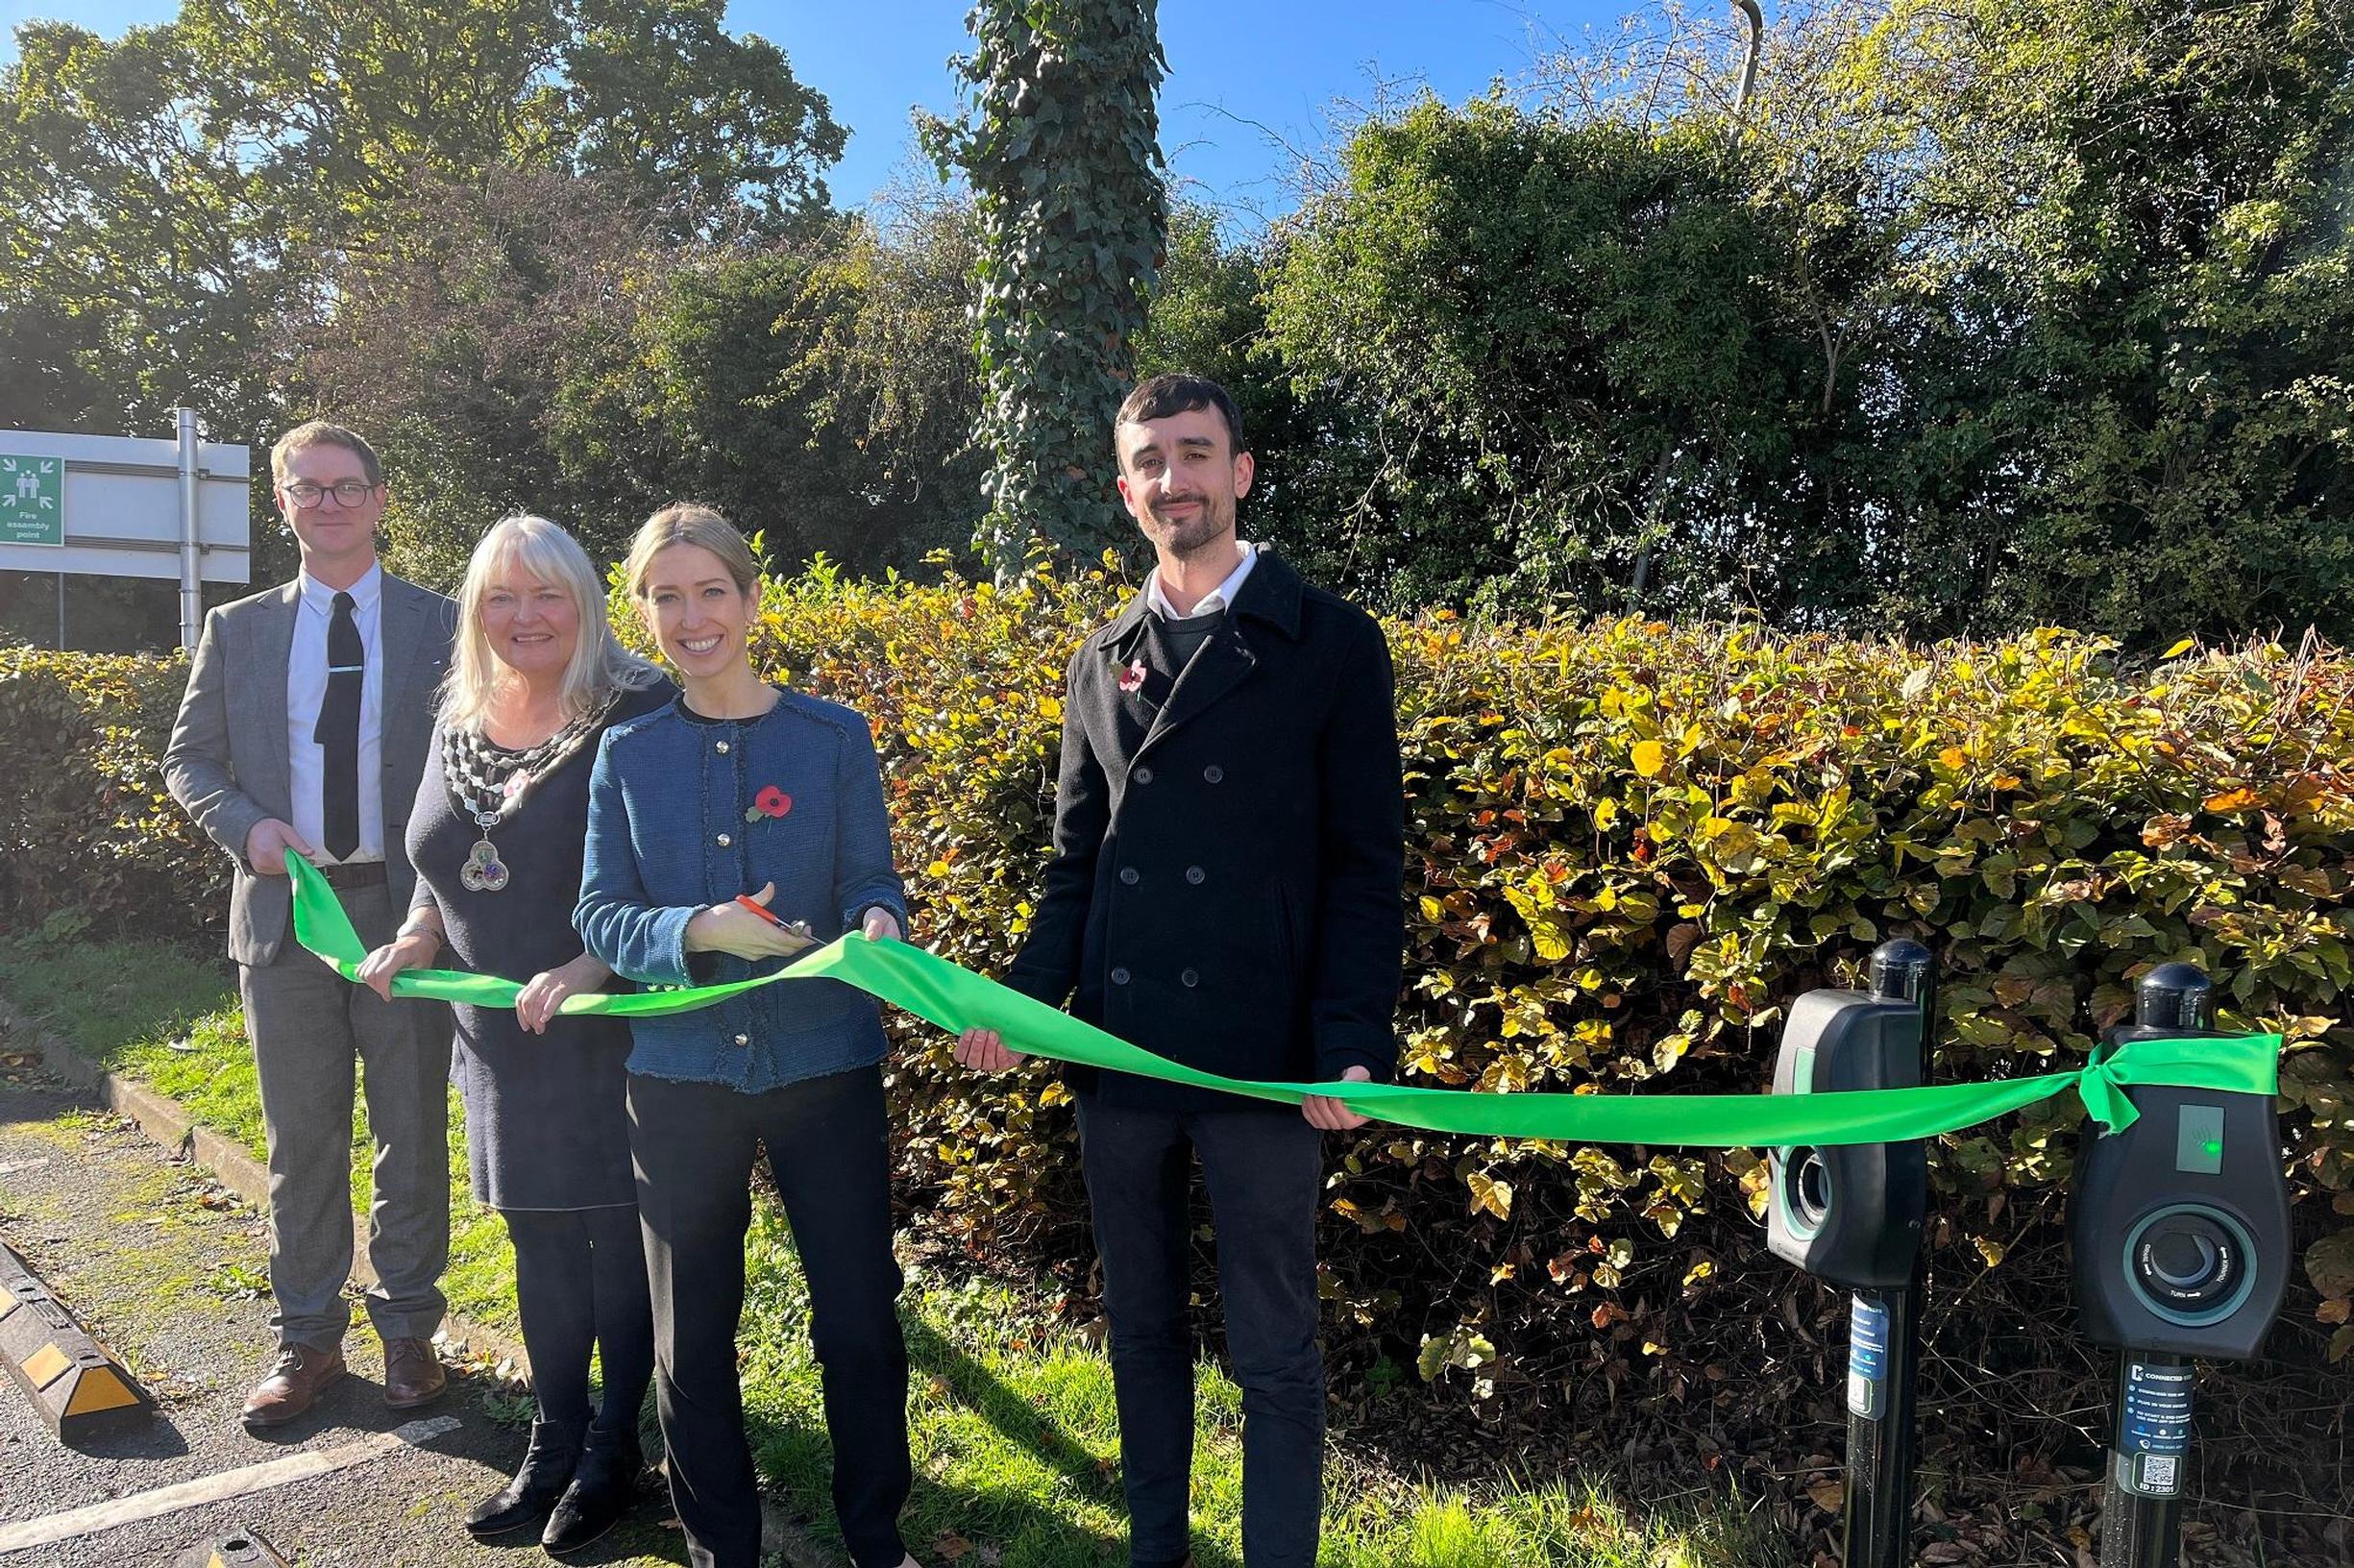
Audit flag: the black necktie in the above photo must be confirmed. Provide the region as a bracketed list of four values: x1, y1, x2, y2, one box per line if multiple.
[316, 590, 362, 859]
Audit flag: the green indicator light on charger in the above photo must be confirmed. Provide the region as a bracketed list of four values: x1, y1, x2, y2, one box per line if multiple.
[2177, 1105, 2225, 1174]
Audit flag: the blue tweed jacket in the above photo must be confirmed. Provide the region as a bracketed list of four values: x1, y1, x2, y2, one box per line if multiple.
[576, 688, 908, 1091]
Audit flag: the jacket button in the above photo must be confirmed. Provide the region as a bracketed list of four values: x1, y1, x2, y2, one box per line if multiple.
[733, 1033, 749, 1046]
[1181, 968, 1199, 988]
[1204, 765, 1224, 783]
[1111, 967, 1132, 985]
[716, 832, 732, 847]
[1119, 867, 1140, 886]
[1185, 866, 1205, 885]
[716, 740, 731, 754]
[1134, 766, 1154, 784]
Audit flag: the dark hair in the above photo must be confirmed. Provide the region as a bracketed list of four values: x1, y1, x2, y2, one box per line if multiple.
[1116, 373, 1247, 455]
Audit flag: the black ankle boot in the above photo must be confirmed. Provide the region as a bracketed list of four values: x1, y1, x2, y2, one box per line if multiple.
[466, 1418, 583, 1537]
[541, 1420, 642, 1556]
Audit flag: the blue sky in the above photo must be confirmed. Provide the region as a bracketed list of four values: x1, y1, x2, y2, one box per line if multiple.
[1, 1, 1627, 223]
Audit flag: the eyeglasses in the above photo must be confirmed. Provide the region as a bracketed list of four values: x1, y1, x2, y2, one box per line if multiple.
[282, 479, 379, 507]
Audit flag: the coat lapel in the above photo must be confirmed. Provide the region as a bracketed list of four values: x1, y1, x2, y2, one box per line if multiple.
[246, 581, 301, 802]
[380, 575, 440, 716]
[1135, 619, 1257, 764]
[1091, 553, 1303, 770]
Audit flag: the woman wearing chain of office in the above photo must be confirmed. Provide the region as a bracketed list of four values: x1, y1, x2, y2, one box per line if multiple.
[358, 514, 669, 1556]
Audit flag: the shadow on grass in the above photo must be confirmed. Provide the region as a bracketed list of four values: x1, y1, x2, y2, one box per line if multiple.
[746, 1309, 1248, 1568]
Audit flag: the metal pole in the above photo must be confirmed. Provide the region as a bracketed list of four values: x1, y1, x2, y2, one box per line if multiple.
[1732, 0, 1764, 120]
[2097, 966, 2212, 1568]
[1842, 940, 1934, 1568]
[175, 407, 202, 652]
[1631, 2, 1764, 604]
[2102, 1353, 2190, 1568]
[56, 572, 65, 650]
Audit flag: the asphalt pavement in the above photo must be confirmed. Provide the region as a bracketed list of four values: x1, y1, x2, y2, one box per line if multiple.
[0, 1063, 688, 1568]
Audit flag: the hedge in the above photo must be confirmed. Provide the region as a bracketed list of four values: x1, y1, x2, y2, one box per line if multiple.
[0, 648, 226, 940]
[7, 571, 2350, 1463]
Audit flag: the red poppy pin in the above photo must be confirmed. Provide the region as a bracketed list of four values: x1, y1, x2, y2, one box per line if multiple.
[1117, 658, 1147, 695]
[744, 784, 794, 824]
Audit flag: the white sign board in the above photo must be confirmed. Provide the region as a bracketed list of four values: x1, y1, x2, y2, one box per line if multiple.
[0, 416, 251, 649]
[0, 428, 251, 585]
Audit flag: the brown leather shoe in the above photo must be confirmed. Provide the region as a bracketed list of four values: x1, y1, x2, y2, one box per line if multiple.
[381, 1335, 447, 1409]
[241, 1342, 346, 1428]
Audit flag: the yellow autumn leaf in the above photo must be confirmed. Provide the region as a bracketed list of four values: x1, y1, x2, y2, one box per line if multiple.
[2204, 787, 2261, 813]
[1631, 740, 1667, 777]
[2163, 636, 2196, 658]
[1938, 746, 1967, 770]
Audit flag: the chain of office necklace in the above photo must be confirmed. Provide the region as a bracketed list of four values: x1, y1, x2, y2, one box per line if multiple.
[443, 698, 612, 893]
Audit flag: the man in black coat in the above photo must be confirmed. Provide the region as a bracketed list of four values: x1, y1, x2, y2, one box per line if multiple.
[956, 373, 1406, 1568]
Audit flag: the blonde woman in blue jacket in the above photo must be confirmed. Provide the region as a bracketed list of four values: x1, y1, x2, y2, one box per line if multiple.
[575, 503, 919, 1568]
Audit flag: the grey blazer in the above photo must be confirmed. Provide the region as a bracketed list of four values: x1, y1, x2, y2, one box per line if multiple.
[164, 573, 457, 966]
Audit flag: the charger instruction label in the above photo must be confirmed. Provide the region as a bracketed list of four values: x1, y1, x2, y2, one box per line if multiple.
[2118, 1360, 2193, 1497]
[1847, 1295, 1889, 1420]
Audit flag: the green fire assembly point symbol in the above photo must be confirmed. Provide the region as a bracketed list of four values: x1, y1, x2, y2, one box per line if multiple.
[0, 454, 65, 546]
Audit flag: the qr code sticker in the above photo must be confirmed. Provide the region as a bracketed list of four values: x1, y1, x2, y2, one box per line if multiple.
[2141, 1456, 2180, 1494]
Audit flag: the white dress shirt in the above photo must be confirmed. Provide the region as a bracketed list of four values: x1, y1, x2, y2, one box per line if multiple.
[286, 562, 386, 863]
[1146, 541, 1259, 621]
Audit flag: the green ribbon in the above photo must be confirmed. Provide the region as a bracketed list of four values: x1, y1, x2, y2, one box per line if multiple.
[289, 852, 2279, 1148]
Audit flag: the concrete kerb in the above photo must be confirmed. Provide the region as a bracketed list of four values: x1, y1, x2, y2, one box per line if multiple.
[0, 992, 527, 1366]
[0, 991, 852, 1568]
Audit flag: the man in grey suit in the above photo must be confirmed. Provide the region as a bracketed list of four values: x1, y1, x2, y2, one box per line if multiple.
[165, 420, 458, 1428]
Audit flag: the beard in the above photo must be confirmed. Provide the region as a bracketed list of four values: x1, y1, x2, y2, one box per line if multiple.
[1142, 493, 1235, 559]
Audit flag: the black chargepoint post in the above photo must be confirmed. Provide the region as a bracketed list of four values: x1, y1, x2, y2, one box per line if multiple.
[2070, 965, 2291, 1568]
[1768, 939, 1935, 1568]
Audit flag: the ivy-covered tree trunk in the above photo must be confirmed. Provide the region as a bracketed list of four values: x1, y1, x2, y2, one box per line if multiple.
[928, 0, 1165, 576]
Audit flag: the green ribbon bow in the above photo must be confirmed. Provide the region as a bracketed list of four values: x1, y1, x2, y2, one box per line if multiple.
[290, 852, 2278, 1147]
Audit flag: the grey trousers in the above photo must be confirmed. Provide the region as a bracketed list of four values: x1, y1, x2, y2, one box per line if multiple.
[238, 881, 453, 1349]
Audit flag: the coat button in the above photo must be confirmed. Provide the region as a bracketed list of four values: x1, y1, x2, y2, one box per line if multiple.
[1181, 968, 1199, 988]
[733, 1033, 749, 1046]
[1134, 766, 1154, 784]
[716, 741, 731, 754]
[1111, 967, 1131, 985]
[1119, 867, 1140, 886]
[716, 833, 732, 847]
[1203, 765, 1224, 783]
[1185, 866, 1205, 885]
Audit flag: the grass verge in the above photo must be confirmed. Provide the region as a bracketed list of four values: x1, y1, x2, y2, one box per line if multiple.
[0, 928, 524, 1335]
[0, 929, 1784, 1567]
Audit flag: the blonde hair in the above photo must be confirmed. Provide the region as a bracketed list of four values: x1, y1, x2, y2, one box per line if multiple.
[271, 420, 382, 486]
[441, 514, 659, 732]
[623, 502, 762, 600]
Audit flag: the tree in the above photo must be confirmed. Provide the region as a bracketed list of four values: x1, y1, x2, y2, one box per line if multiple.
[173, 0, 843, 240]
[3, 0, 846, 600]
[304, 168, 983, 587]
[1263, 96, 1826, 616]
[1132, 205, 1383, 599]
[925, 0, 1167, 576]
[299, 167, 654, 585]
[1874, 0, 2354, 644]
[0, 21, 288, 439]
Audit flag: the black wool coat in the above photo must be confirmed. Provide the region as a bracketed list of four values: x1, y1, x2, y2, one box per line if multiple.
[1004, 550, 1407, 1111]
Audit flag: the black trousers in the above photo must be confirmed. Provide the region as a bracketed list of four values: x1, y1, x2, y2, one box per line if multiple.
[627, 1066, 911, 1568]
[503, 1204, 655, 1438]
[1076, 1092, 1327, 1568]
